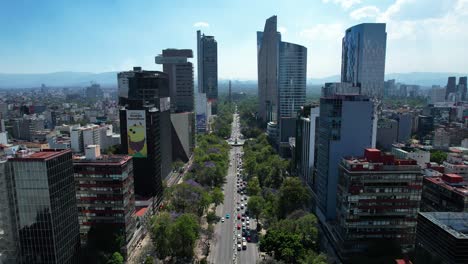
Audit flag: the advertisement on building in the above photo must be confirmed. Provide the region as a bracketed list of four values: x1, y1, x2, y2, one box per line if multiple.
[126, 110, 147, 157]
[196, 114, 206, 131]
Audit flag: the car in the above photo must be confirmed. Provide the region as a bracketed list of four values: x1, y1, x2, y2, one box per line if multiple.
[247, 236, 251, 242]
[246, 230, 251, 236]
[242, 222, 246, 227]
[240, 191, 244, 195]
[237, 244, 242, 251]
[237, 224, 241, 230]
[246, 216, 250, 221]
[246, 220, 250, 226]
[225, 214, 230, 219]
[221, 217, 225, 222]
[242, 226, 246, 231]
[240, 204, 244, 209]
[242, 241, 247, 250]
[242, 237, 246, 242]
[237, 214, 241, 220]
[237, 206, 240, 211]
[238, 234, 241, 239]
[240, 197, 243, 201]
[241, 217, 245, 222]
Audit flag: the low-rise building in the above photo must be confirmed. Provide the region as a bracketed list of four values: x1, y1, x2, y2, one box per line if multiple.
[420, 173, 468, 212]
[415, 212, 468, 264]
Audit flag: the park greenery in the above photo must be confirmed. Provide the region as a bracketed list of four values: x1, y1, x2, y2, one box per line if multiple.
[150, 132, 229, 261]
[186, 134, 230, 188]
[150, 212, 200, 261]
[241, 133, 325, 263]
[238, 97, 263, 138]
[212, 101, 234, 138]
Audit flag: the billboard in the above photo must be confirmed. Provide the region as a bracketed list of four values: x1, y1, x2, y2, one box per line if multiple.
[196, 114, 206, 132]
[126, 110, 147, 157]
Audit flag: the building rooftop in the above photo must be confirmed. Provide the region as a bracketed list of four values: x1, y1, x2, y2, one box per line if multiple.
[73, 154, 132, 166]
[424, 174, 468, 197]
[135, 207, 148, 217]
[419, 212, 468, 239]
[342, 148, 419, 172]
[10, 149, 71, 161]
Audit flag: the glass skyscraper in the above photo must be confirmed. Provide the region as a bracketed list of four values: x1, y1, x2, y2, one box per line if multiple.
[258, 16, 307, 154]
[315, 94, 374, 221]
[341, 23, 387, 98]
[196, 30, 218, 114]
[10, 149, 80, 264]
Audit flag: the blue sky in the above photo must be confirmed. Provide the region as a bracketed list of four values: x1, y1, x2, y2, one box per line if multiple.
[0, 0, 467, 79]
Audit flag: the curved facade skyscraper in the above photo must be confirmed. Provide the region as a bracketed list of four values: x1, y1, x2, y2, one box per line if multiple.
[341, 23, 387, 98]
[257, 16, 307, 154]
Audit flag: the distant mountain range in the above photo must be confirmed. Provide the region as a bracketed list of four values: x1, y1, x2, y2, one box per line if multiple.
[0, 71, 466, 89]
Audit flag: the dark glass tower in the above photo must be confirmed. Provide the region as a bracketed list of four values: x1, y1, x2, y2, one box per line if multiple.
[197, 30, 218, 114]
[118, 67, 171, 200]
[10, 149, 80, 264]
[341, 23, 387, 98]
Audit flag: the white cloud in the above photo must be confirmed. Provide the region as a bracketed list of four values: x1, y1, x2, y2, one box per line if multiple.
[278, 26, 287, 35]
[193, 21, 209, 28]
[455, 0, 468, 15]
[322, 0, 362, 9]
[350, 6, 380, 20]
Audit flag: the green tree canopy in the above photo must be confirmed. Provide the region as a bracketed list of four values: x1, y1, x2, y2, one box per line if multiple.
[430, 150, 447, 164]
[211, 187, 224, 207]
[277, 177, 311, 219]
[106, 252, 124, 264]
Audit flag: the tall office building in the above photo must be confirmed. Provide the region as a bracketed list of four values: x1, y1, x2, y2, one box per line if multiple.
[118, 67, 171, 201]
[315, 94, 374, 221]
[446, 76, 457, 100]
[197, 30, 218, 114]
[458, 76, 467, 101]
[0, 160, 18, 263]
[295, 104, 319, 190]
[9, 149, 80, 263]
[155, 49, 194, 113]
[341, 23, 387, 98]
[257, 16, 307, 154]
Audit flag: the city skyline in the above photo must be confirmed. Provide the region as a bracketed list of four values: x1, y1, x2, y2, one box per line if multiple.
[1, 0, 467, 79]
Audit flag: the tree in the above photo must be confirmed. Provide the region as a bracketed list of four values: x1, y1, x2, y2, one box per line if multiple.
[206, 211, 218, 223]
[106, 252, 124, 264]
[246, 177, 261, 196]
[248, 196, 264, 226]
[170, 213, 200, 259]
[430, 150, 447, 164]
[144, 256, 155, 264]
[172, 160, 185, 172]
[211, 187, 224, 207]
[260, 229, 304, 263]
[150, 212, 172, 259]
[277, 177, 310, 219]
